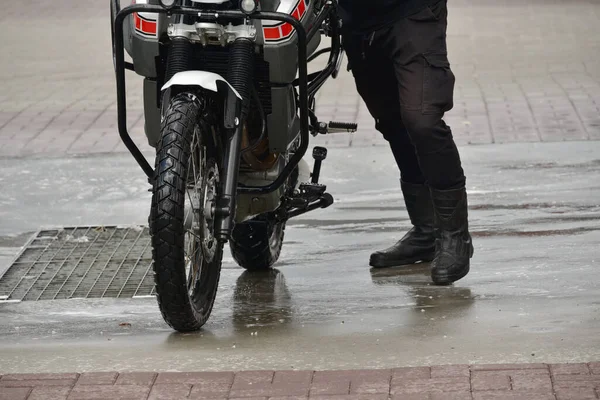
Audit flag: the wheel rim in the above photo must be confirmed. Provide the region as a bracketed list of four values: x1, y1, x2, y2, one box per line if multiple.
[184, 126, 218, 297]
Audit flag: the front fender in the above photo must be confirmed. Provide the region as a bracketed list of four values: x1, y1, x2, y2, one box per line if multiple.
[161, 71, 242, 100]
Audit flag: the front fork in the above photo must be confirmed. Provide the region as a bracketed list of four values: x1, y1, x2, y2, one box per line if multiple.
[214, 38, 255, 242]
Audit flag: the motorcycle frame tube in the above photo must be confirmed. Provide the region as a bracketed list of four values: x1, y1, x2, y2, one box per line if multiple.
[113, 2, 339, 192]
[307, 20, 341, 99]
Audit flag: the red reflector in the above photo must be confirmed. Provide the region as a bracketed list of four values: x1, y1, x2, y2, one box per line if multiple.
[134, 13, 142, 30]
[141, 19, 157, 35]
[298, 0, 306, 17]
[292, 8, 300, 20]
[280, 23, 293, 37]
[264, 26, 281, 40]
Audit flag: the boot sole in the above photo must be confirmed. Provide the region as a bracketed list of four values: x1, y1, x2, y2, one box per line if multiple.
[369, 255, 435, 269]
[431, 264, 470, 286]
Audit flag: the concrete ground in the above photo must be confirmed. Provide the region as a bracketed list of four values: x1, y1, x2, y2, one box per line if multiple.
[0, 0, 599, 399]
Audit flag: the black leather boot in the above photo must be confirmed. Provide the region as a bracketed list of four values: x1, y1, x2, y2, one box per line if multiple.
[369, 181, 436, 268]
[430, 186, 474, 285]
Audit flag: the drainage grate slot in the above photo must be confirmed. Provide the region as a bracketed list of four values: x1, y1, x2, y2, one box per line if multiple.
[0, 226, 155, 301]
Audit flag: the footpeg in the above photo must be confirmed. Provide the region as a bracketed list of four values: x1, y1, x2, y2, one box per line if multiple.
[313, 121, 358, 135]
[299, 183, 327, 198]
[327, 121, 357, 133]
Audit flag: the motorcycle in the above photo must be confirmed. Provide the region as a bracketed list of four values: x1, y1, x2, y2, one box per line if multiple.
[110, 0, 356, 332]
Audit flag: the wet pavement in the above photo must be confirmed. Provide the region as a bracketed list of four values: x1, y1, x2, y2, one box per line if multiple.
[0, 141, 599, 374]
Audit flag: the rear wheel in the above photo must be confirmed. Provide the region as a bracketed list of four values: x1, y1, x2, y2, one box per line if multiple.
[229, 167, 298, 271]
[229, 218, 286, 271]
[150, 92, 223, 332]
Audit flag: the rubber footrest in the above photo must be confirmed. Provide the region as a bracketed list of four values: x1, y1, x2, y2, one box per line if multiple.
[328, 121, 357, 132]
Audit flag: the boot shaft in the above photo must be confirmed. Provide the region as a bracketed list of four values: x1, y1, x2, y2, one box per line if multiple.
[429, 186, 470, 233]
[401, 180, 434, 228]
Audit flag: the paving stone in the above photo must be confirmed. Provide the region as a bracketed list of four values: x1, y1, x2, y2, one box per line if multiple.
[229, 370, 311, 398]
[510, 372, 553, 392]
[391, 377, 470, 395]
[0, 387, 31, 400]
[273, 371, 313, 386]
[186, 380, 233, 397]
[470, 364, 548, 371]
[309, 396, 389, 400]
[430, 365, 470, 378]
[148, 383, 191, 400]
[115, 372, 157, 386]
[553, 375, 600, 390]
[471, 391, 556, 400]
[155, 371, 234, 386]
[1, 374, 79, 381]
[551, 363, 592, 376]
[0, 380, 76, 388]
[349, 377, 391, 394]
[67, 384, 151, 400]
[28, 386, 72, 400]
[470, 371, 511, 391]
[189, 397, 226, 400]
[231, 371, 275, 390]
[76, 372, 118, 385]
[229, 386, 310, 398]
[314, 371, 385, 383]
[392, 367, 431, 380]
[227, 398, 266, 400]
[391, 393, 473, 400]
[309, 380, 350, 396]
[554, 388, 598, 400]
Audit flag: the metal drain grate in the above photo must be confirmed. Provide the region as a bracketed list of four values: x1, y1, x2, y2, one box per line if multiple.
[0, 226, 155, 301]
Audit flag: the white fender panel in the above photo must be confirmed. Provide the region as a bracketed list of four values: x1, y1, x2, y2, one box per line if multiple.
[161, 71, 242, 99]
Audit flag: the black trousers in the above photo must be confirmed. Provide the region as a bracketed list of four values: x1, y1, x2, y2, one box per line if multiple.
[342, 0, 466, 190]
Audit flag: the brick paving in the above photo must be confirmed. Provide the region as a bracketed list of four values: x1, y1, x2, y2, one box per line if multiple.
[1, 0, 599, 157]
[0, 363, 598, 399]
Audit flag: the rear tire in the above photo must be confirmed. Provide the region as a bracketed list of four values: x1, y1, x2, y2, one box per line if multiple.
[229, 165, 299, 271]
[229, 218, 285, 271]
[150, 92, 223, 332]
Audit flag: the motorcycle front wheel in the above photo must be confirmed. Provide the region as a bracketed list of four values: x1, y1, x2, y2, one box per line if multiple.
[149, 92, 223, 332]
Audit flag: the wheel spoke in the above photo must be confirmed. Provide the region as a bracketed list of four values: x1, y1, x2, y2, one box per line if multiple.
[184, 128, 205, 293]
[187, 230, 202, 241]
[185, 233, 203, 293]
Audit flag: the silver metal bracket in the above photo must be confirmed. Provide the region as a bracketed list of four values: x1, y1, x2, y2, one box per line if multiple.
[167, 21, 257, 46]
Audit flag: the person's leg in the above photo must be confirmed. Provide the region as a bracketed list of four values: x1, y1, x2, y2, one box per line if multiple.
[343, 31, 424, 183]
[342, 31, 436, 268]
[380, 0, 474, 283]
